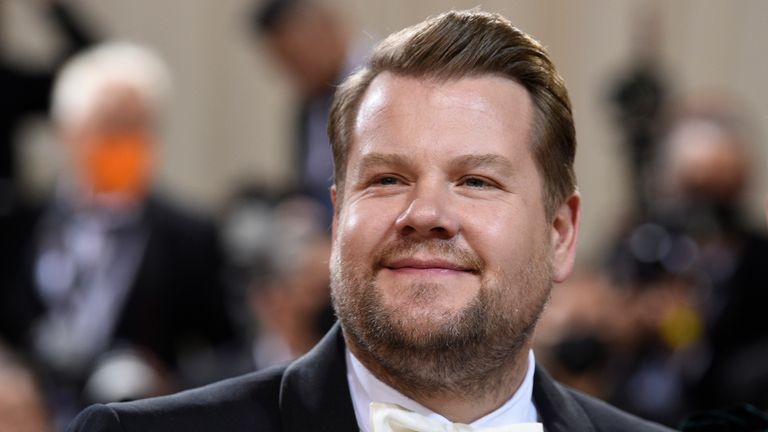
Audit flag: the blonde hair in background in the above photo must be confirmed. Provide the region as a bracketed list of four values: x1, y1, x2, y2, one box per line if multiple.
[51, 41, 173, 127]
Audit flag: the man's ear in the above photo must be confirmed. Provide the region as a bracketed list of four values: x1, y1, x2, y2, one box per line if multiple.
[550, 191, 581, 283]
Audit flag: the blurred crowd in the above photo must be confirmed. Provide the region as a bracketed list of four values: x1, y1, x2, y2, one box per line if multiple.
[0, 0, 765, 431]
[536, 97, 768, 426]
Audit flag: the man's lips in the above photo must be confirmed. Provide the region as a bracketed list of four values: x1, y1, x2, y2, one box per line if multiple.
[382, 257, 477, 274]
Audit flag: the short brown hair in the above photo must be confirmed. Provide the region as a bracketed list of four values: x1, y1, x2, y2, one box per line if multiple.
[328, 10, 576, 218]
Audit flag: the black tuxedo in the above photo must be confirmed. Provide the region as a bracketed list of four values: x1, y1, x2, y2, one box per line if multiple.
[0, 194, 234, 371]
[68, 324, 673, 431]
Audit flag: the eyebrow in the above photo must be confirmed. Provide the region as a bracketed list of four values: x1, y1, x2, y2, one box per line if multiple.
[358, 153, 416, 172]
[356, 152, 515, 177]
[450, 154, 515, 175]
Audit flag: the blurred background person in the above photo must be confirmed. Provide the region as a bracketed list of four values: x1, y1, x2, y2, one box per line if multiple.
[248, 0, 368, 222]
[537, 99, 768, 427]
[537, 266, 701, 426]
[0, 0, 96, 216]
[534, 271, 615, 400]
[648, 101, 768, 411]
[0, 41, 234, 429]
[222, 191, 334, 371]
[531, 4, 768, 424]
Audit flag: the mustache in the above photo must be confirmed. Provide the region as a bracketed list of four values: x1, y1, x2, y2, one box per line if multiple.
[373, 238, 485, 273]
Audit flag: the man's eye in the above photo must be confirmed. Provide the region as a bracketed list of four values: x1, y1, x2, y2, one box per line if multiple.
[376, 176, 399, 186]
[462, 177, 490, 188]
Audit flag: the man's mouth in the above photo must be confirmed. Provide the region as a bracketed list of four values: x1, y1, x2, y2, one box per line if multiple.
[383, 257, 478, 275]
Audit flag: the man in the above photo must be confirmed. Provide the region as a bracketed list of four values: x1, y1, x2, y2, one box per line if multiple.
[68, 11, 672, 431]
[0, 42, 233, 424]
[249, 0, 366, 221]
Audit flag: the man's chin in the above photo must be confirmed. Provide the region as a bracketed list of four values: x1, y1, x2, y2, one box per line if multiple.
[366, 300, 487, 352]
[385, 315, 460, 345]
[377, 278, 479, 312]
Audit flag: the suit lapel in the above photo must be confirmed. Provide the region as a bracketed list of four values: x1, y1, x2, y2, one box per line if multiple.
[279, 324, 596, 432]
[279, 323, 359, 432]
[533, 365, 596, 432]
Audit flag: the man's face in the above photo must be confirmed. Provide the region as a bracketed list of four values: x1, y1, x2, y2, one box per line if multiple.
[63, 83, 155, 201]
[664, 119, 747, 203]
[330, 73, 578, 391]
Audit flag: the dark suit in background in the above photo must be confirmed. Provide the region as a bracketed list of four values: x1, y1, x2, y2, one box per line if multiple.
[0, 193, 234, 423]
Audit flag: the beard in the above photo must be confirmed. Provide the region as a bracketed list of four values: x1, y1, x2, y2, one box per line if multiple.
[331, 236, 552, 400]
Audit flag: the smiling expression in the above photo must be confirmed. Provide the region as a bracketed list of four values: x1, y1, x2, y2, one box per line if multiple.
[333, 72, 552, 319]
[329, 70, 580, 398]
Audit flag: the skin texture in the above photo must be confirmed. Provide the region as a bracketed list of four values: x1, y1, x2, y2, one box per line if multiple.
[330, 73, 580, 423]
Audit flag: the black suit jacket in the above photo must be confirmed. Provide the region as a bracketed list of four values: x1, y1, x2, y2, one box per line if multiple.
[68, 324, 673, 432]
[0, 194, 233, 370]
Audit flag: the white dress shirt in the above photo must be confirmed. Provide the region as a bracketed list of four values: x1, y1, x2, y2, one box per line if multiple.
[346, 348, 540, 432]
[33, 182, 147, 374]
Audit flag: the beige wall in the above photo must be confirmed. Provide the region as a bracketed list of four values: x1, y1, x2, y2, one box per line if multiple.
[6, 0, 768, 263]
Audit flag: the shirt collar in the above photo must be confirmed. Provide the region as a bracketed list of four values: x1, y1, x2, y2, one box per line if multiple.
[346, 348, 540, 432]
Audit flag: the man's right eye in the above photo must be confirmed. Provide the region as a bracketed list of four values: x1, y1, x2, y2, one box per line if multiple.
[376, 176, 399, 186]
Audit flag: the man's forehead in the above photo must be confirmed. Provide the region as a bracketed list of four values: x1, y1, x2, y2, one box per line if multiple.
[355, 72, 531, 124]
[350, 72, 534, 158]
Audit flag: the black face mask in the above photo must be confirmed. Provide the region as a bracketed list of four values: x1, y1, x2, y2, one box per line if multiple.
[658, 199, 742, 240]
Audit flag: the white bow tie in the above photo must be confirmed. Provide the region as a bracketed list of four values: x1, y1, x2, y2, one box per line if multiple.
[370, 402, 543, 432]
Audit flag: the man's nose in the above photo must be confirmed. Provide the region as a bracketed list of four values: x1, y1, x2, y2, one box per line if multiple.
[394, 183, 459, 240]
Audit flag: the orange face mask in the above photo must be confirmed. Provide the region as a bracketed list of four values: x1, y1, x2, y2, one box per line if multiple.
[80, 132, 154, 198]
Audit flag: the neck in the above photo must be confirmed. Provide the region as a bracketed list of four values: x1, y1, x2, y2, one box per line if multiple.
[346, 333, 532, 424]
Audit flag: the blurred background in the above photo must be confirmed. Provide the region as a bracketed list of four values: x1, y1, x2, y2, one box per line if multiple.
[6, 0, 768, 255]
[0, 0, 767, 430]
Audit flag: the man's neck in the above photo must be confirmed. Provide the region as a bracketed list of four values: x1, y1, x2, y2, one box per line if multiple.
[346, 334, 532, 424]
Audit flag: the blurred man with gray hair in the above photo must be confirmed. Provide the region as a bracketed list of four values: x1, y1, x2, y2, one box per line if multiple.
[0, 41, 234, 426]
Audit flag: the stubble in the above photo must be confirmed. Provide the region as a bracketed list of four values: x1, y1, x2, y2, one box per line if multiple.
[331, 236, 552, 401]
